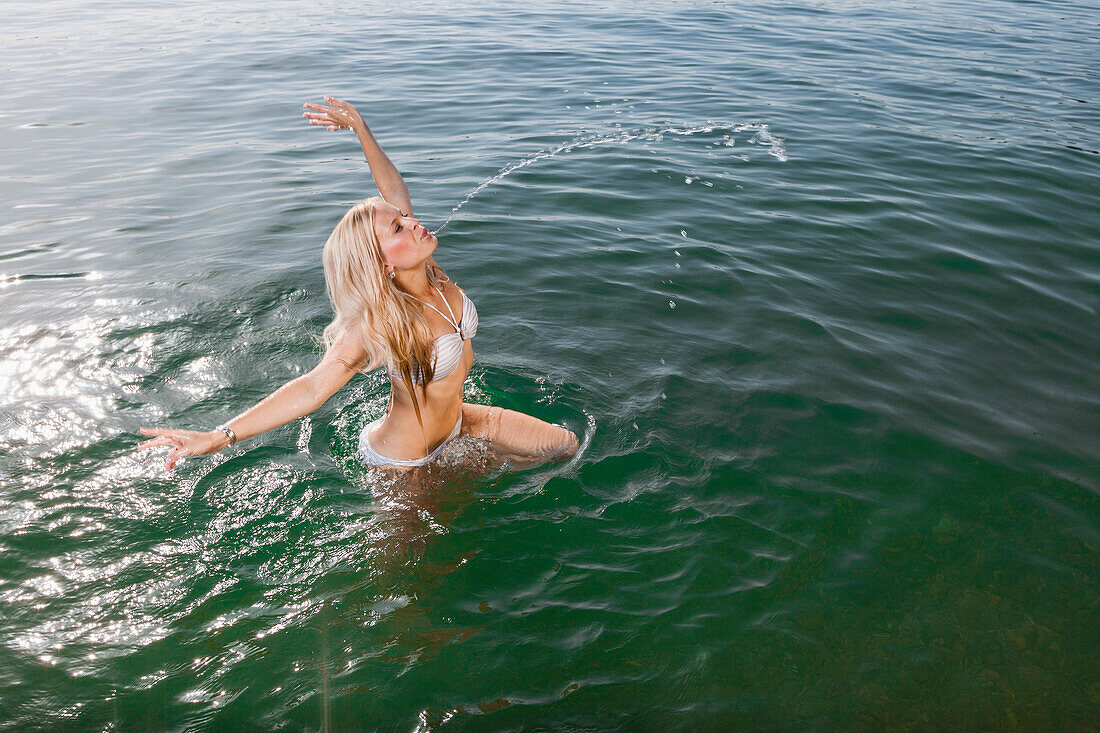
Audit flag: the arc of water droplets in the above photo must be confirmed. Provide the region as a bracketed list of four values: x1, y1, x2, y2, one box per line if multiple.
[432, 122, 787, 234]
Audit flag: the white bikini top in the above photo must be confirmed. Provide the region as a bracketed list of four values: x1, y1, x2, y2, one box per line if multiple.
[390, 284, 478, 385]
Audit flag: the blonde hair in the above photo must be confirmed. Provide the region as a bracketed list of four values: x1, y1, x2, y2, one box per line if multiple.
[320, 197, 443, 428]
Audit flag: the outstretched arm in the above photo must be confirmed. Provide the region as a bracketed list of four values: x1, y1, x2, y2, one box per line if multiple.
[303, 97, 414, 216]
[136, 324, 369, 471]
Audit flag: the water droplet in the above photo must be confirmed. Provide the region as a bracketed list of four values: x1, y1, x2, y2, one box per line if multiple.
[669, 300, 676, 309]
[433, 121, 789, 233]
[674, 250, 681, 256]
[684, 176, 693, 184]
[680, 230, 687, 238]
[674, 262, 681, 269]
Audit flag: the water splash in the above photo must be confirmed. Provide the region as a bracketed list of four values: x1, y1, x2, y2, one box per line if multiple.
[433, 122, 788, 234]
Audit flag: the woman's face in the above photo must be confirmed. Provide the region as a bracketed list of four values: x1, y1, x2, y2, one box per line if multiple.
[371, 200, 437, 273]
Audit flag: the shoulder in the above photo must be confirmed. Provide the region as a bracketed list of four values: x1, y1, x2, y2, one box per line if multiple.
[440, 278, 470, 306]
[308, 319, 373, 400]
[429, 263, 466, 296]
[428, 260, 452, 285]
[425, 259, 473, 307]
[326, 318, 372, 371]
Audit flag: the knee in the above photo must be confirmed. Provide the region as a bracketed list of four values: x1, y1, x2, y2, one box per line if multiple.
[488, 406, 506, 435]
[559, 428, 580, 459]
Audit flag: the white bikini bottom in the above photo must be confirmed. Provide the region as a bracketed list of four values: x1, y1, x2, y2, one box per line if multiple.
[357, 414, 463, 467]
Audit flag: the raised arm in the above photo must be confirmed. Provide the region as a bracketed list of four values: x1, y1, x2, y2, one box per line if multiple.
[303, 97, 415, 216]
[137, 323, 370, 471]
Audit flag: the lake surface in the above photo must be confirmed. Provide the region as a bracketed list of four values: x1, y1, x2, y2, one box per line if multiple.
[2, 0, 1098, 729]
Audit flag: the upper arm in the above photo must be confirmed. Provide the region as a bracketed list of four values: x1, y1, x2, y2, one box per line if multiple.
[304, 322, 371, 408]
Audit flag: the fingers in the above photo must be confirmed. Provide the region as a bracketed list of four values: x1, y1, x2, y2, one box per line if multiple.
[139, 427, 184, 438]
[136, 436, 176, 450]
[137, 427, 197, 471]
[303, 116, 349, 131]
[302, 98, 352, 119]
[302, 101, 346, 114]
[303, 109, 347, 122]
[138, 427, 184, 446]
[165, 447, 184, 472]
[136, 426, 187, 460]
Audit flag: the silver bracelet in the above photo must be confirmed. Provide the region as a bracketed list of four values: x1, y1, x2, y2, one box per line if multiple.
[216, 425, 237, 447]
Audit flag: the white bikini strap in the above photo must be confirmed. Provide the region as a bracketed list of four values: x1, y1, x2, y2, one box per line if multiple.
[433, 285, 462, 326]
[406, 285, 460, 333]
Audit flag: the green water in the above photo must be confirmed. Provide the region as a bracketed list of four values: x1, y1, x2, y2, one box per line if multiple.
[1, 0, 1097, 729]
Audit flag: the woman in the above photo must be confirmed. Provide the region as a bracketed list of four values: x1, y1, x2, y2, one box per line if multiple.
[138, 97, 579, 472]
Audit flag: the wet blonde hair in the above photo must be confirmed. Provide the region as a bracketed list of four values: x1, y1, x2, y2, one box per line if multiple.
[320, 197, 443, 428]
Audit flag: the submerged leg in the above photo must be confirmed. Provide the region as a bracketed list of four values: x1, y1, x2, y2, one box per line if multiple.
[461, 403, 579, 468]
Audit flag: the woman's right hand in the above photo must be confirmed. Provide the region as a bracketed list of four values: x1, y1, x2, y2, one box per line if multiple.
[136, 427, 228, 472]
[302, 96, 366, 133]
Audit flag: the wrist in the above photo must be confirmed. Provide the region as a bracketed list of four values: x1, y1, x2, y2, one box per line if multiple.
[212, 425, 237, 450]
[209, 431, 230, 451]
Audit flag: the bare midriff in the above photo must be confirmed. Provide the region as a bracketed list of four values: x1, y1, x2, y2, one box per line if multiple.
[368, 339, 474, 460]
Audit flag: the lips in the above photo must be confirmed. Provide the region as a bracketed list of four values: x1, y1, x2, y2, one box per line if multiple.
[420, 228, 429, 240]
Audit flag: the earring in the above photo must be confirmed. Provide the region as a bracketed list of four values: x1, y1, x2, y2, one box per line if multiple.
[388, 271, 395, 279]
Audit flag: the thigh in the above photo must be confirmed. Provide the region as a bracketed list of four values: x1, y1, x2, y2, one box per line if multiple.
[461, 403, 579, 464]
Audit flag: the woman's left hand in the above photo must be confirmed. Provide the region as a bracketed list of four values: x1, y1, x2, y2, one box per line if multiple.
[302, 96, 365, 132]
